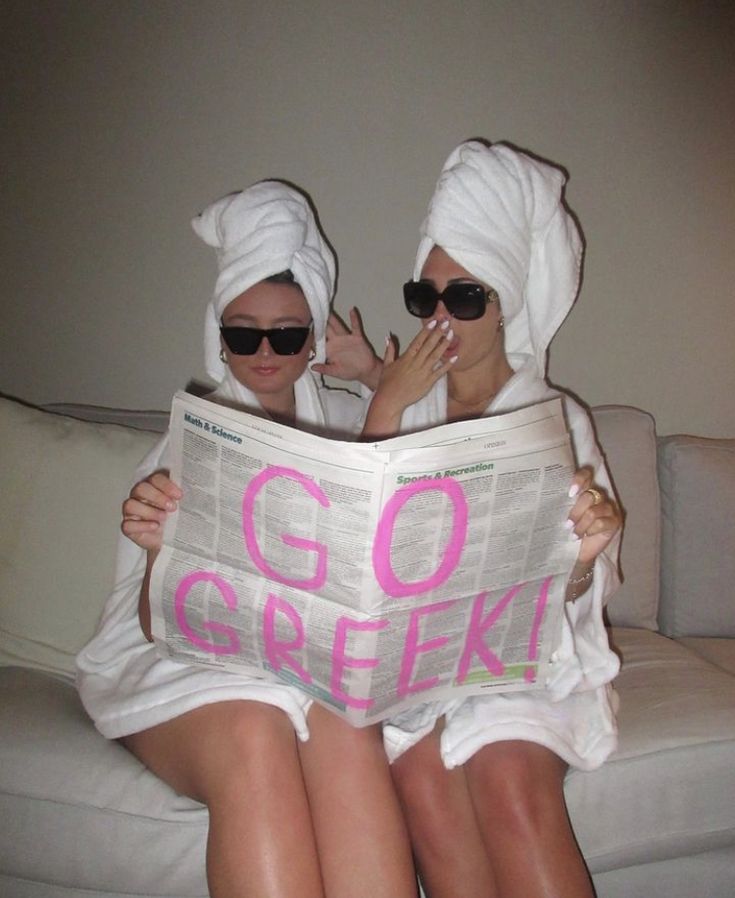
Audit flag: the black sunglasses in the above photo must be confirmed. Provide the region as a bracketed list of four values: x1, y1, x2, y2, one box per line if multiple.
[403, 281, 499, 321]
[219, 321, 313, 356]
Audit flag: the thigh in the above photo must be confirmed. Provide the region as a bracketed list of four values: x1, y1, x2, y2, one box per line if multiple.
[300, 702, 387, 768]
[391, 717, 474, 827]
[466, 741, 594, 898]
[122, 699, 302, 803]
[465, 739, 569, 822]
[391, 719, 497, 898]
[465, 742, 572, 866]
[299, 704, 416, 898]
[124, 700, 326, 898]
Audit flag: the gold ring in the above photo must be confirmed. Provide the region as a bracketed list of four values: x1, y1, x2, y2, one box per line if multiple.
[584, 487, 603, 506]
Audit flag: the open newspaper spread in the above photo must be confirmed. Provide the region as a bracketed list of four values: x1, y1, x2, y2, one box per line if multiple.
[149, 390, 581, 725]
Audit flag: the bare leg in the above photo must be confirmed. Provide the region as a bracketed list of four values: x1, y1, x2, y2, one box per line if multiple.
[299, 703, 417, 898]
[391, 720, 497, 898]
[466, 741, 595, 898]
[123, 700, 325, 898]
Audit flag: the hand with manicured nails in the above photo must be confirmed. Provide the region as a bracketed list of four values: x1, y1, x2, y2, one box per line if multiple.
[363, 318, 457, 438]
[566, 467, 622, 565]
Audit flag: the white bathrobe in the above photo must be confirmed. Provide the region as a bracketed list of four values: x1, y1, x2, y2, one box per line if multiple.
[383, 141, 621, 770]
[75, 375, 364, 741]
[382, 356, 620, 770]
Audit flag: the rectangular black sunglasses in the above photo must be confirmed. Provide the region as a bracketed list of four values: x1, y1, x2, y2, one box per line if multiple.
[403, 281, 498, 320]
[219, 321, 313, 355]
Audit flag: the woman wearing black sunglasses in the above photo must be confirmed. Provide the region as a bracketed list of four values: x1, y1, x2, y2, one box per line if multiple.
[355, 142, 623, 898]
[76, 181, 415, 898]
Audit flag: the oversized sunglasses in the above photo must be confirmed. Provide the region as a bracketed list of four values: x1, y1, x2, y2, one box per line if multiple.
[403, 281, 499, 321]
[219, 321, 313, 356]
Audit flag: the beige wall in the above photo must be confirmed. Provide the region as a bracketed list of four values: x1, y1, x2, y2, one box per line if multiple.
[2, 0, 733, 436]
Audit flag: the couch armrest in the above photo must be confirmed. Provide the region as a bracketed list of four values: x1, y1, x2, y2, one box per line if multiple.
[0, 396, 165, 678]
[658, 434, 735, 637]
[591, 405, 660, 630]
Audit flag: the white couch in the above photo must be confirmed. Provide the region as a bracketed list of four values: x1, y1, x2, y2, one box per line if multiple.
[1, 393, 734, 898]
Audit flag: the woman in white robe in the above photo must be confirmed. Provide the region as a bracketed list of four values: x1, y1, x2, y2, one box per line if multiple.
[76, 181, 415, 898]
[358, 141, 623, 898]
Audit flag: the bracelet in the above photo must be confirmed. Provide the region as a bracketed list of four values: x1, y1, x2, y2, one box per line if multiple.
[567, 563, 595, 602]
[568, 564, 594, 586]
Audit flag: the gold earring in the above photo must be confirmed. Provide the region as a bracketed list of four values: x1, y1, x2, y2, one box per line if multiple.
[308, 348, 316, 361]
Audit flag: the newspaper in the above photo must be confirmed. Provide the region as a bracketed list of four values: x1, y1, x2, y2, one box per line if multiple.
[150, 390, 580, 725]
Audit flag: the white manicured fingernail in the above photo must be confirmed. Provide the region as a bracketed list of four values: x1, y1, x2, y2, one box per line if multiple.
[449, 355, 458, 364]
[440, 320, 450, 330]
[564, 518, 575, 530]
[568, 483, 580, 498]
[446, 328, 454, 341]
[426, 319, 438, 331]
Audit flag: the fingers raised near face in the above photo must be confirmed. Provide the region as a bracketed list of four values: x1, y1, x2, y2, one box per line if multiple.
[326, 312, 348, 337]
[383, 334, 397, 365]
[348, 306, 365, 337]
[407, 319, 453, 360]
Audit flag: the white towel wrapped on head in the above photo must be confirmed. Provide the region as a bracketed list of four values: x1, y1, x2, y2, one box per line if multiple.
[193, 180, 336, 382]
[413, 141, 583, 376]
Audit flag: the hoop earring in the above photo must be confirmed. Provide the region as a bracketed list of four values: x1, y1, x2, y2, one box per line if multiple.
[308, 348, 316, 361]
[219, 348, 228, 364]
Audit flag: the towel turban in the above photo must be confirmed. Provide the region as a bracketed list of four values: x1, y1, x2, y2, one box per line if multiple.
[413, 141, 583, 375]
[193, 180, 336, 382]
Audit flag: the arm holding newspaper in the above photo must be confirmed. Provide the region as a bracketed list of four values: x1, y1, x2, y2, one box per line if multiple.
[364, 321, 621, 604]
[122, 471, 181, 553]
[565, 467, 622, 601]
[121, 470, 182, 640]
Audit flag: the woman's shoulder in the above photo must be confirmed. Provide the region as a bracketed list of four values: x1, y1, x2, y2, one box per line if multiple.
[549, 388, 605, 469]
[555, 390, 596, 440]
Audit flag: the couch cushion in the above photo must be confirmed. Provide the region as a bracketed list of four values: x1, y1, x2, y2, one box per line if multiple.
[0, 666, 208, 896]
[590, 406, 660, 630]
[677, 637, 735, 675]
[0, 396, 163, 677]
[591, 847, 735, 898]
[567, 627, 735, 871]
[657, 434, 735, 637]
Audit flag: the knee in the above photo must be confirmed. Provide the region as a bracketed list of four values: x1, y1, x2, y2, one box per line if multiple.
[308, 704, 385, 758]
[191, 701, 298, 794]
[393, 741, 443, 800]
[122, 701, 300, 805]
[392, 740, 455, 831]
[218, 701, 295, 759]
[466, 741, 568, 838]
